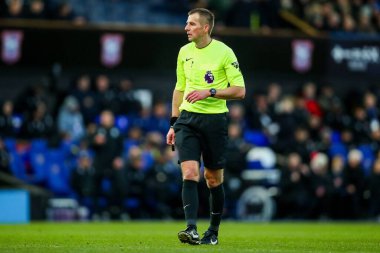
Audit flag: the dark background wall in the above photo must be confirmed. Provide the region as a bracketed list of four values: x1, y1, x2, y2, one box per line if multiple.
[0, 22, 379, 102]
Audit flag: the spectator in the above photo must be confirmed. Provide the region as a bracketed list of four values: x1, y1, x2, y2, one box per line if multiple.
[274, 96, 298, 153]
[0, 100, 17, 138]
[266, 82, 282, 117]
[146, 146, 182, 219]
[70, 151, 95, 213]
[145, 101, 170, 135]
[302, 82, 322, 117]
[125, 146, 150, 218]
[94, 74, 118, 113]
[225, 122, 251, 177]
[309, 152, 332, 219]
[225, 0, 254, 28]
[51, 1, 86, 25]
[70, 74, 98, 125]
[140, 131, 165, 171]
[228, 102, 247, 131]
[369, 158, 380, 219]
[123, 126, 144, 154]
[225, 0, 279, 30]
[20, 100, 55, 140]
[363, 91, 378, 121]
[329, 155, 347, 219]
[3, 0, 26, 19]
[117, 78, 142, 116]
[340, 128, 356, 150]
[224, 122, 251, 218]
[342, 14, 357, 33]
[0, 137, 11, 175]
[291, 126, 314, 163]
[278, 152, 311, 219]
[245, 94, 276, 135]
[57, 96, 85, 142]
[319, 85, 347, 131]
[357, 6, 376, 33]
[293, 95, 310, 127]
[344, 149, 366, 219]
[351, 106, 371, 145]
[308, 114, 323, 144]
[87, 110, 125, 219]
[26, 0, 46, 19]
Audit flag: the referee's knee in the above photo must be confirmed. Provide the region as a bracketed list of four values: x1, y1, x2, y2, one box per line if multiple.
[204, 170, 224, 188]
[181, 161, 200, 181]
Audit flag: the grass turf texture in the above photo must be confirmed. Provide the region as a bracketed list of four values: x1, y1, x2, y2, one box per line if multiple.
[0, 222, 379, 252]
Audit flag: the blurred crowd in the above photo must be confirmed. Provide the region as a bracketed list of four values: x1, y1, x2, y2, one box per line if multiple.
[1, 0, 380, 34]
[0, 0, 86, 24]
[281, 0, 380, 34]
[1, 73, 380, 221]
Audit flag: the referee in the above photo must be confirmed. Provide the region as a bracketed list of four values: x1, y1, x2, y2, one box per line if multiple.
[166, 8, 245, 245]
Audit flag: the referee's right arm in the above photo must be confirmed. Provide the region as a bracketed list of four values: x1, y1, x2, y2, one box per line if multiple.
[166, 89, 183, 147]
[171, 89, 184, 117]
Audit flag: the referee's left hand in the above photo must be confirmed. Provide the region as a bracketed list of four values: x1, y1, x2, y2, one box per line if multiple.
[185, 89, 210, 103]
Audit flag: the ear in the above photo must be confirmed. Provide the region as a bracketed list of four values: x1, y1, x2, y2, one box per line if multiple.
[204, 23, 210, 34]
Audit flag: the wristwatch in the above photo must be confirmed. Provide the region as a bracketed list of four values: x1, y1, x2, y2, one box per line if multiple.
[209, 88, 216, 97]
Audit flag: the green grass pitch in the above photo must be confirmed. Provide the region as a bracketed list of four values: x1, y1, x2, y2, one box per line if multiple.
[0, 221, 379, 252]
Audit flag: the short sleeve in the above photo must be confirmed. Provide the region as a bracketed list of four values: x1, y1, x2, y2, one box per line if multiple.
[224, 48, 245, 87]
[175, 47, 186, 91]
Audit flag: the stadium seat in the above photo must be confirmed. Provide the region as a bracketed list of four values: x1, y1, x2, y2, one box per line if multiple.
[243, 130, 270, 147]
[328, 142, 348, 158]
[8, 152, 26, 181]
[29, 151, 48, 184]
[358, 144, 375, 176]
[246, 147, 276, 170]
[30, 139, 48, 152]
[115, 115, 130, 133]
[330, 131, 341, 144]
[45, 149, 73, 197]
[3, 138, 17, 152]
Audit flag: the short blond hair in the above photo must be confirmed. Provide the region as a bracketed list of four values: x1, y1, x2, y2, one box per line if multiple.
[188, 8, 215, 35]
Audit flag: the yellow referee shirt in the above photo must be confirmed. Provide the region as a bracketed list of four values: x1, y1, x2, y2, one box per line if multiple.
[175, 39, 245, 114]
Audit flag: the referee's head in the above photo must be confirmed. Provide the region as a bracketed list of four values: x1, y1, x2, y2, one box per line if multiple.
[188, 8, 215, 36]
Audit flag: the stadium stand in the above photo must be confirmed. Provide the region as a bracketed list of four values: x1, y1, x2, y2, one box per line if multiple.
[0, 0, 380, 222]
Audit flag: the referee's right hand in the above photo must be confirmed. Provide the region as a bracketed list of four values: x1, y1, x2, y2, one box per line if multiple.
[166, 127, 175, 146]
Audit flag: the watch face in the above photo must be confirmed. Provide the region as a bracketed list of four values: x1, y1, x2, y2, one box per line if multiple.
[210, 88, 216, 96]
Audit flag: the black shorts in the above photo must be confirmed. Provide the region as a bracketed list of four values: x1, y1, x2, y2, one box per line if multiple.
[173, 110, 228, 170]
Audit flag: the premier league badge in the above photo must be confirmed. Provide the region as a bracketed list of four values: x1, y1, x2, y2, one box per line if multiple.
[204, 71, 214, 84]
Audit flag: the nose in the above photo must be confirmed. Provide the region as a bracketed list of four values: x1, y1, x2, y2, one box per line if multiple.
[184, 24, 189, 31]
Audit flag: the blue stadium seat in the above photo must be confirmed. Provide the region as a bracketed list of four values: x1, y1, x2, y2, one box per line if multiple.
[30, 139, 48, 152]
[3, 138, 17, 152]
[243, 130, 270, 147]
[115, 115, 130, 133]
[124, 197, 140, 210]
[9, 152, 26, 181]
[101, 178, 112, 194]
[330, 131, 341, 144]
[329, 142, 348, 158]
[46, 149, 73, 196]
[358, 144, 375, 176]
[29, 151, 48, 184]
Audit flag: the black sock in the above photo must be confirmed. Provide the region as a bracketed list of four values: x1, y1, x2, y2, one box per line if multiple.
[182, 180, 199, 227]
[209, 184, 224, 234]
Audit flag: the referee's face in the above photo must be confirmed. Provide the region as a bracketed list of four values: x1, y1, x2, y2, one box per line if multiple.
[185, 13, 208, 42]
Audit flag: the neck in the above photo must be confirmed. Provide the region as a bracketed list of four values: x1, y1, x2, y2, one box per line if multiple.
[195, 35, 212, 49]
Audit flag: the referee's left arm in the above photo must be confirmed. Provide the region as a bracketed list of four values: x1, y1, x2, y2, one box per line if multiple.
[185, 86, 245, 104]
[211, 86, 245, 100]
